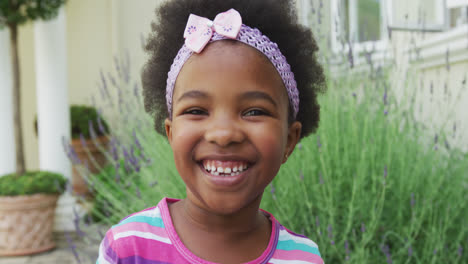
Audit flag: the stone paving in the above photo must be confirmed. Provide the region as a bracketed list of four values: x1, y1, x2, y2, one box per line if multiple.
[1, 230, 101, 264]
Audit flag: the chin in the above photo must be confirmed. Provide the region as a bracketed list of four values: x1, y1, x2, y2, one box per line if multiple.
[202, 193, 262, 216]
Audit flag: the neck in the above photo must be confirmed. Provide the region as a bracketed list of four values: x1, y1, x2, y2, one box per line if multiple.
[171, 194, 266, 238]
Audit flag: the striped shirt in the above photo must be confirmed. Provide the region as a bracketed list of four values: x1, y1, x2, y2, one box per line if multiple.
[97, 198, 323, 264]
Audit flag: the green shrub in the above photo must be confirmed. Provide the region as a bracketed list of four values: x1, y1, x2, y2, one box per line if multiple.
[87, 160, 144, 223]
[0, 171, 67, 196]
[82, 55, 468, 263]
[71, 105, 109, 139]
[34, 105, 110, 139]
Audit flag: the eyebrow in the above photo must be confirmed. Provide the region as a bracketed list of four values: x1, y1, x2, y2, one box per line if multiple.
[176, 90, 277, 107]
[177, 90, 209, 102]
[240, 91, 277, 107]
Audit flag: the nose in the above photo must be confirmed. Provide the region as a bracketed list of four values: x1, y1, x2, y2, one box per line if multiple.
[204, 114, 245, 147]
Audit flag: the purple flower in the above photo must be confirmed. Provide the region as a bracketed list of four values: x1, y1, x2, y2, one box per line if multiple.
[458, 245, 463, 257]
[88, 120, 97, 140]
[68, 145, 81, 165]
[383, 90, 388, 105]
[317, 136, 322, 149]
[380, 244, 393, 264]
[133, 83, 139, 98]
[114, 163, 121, 183]
[80, 134, 87, 148]
[99, 70, 110, 100]
[299, 170, 304, 181]
[107, 72, 118, 88]
[133, 129, 143, 150]
[408, 245, 413, 257]
[444, 140, 451, 150]
[65, 232, 81, 263]
[111, 138, 119, 161]
[97, 115, 106, 134]
[361, 223, 366, 233]
[344, 240, 350, 257]
[327, 225, 334, 245]
[135, 186, 141, 199]
[410, 193, 415, 208]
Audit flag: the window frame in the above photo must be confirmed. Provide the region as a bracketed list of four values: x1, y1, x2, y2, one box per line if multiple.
[330, 0, 391, 54]
[387, 0, 468, 32]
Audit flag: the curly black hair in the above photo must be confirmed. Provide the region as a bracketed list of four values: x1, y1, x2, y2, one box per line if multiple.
[142, 0, 326, 139]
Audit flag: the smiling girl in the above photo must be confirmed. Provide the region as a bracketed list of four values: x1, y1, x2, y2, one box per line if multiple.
[97, 0, 326, 263]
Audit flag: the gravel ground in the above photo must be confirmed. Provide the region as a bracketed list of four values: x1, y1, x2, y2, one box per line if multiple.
[1, 227, 103, 264]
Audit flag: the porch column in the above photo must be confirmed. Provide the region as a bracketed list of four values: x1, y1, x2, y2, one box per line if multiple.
[34, 7, 77, 231]
[0, 30, 16, 177]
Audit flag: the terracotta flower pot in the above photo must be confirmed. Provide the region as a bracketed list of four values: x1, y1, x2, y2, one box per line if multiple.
[71, 135, 110, 196]
[0, 194, 59, 256]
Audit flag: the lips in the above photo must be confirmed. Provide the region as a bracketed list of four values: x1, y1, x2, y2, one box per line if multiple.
[201, 160, 250, 177]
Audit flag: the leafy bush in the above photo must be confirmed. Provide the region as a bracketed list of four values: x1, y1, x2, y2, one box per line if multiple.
[71, 105, 109, 139]
[259, 72, 468, 263]
[72, 49, 468, 263]
[0, 171, 67, 196]
[87, 160, 144, 223]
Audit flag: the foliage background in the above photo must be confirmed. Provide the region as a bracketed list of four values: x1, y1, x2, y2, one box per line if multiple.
[66, 2, 468, 263]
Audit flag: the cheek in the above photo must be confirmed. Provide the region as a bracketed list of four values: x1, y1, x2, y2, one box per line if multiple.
[252, 124, 288, 164]
[170, 122, 201, 167]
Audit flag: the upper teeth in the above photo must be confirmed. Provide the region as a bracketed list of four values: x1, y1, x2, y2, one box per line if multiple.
[202, 160, 249, 176]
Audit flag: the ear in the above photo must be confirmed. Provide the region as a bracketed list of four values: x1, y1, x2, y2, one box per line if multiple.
[165, 118, 173, 145]
[283, 121, 302, 163]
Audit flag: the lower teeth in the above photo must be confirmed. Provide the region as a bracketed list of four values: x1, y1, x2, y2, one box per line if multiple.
[207, 170, 240, 176]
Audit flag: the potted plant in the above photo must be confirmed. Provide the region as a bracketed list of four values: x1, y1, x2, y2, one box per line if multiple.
[0, 0, 67, 256]
[70, 105, 110, 196]
[0, 171, 67, 256]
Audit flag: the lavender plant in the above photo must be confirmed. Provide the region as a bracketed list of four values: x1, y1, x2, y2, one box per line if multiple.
[68, 13, 467, 264]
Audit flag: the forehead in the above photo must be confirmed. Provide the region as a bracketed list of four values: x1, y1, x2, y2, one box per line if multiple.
[173, 41, 288, 104]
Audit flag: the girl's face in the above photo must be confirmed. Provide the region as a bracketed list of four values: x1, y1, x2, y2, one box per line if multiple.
[165, 41, 301, 215]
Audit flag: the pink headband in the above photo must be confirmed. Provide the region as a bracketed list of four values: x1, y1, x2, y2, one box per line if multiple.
[166, 9, 299, 118]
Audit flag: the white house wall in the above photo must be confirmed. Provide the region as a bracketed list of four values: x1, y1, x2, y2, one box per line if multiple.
[17, 0, 161, 171]
[13, 0, 468, 174]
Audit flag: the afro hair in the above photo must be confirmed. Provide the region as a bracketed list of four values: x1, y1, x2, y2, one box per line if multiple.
[142, 0, 326, 139]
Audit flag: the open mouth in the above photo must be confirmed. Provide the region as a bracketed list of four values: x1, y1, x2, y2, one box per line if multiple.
[201, 160, 251, 177]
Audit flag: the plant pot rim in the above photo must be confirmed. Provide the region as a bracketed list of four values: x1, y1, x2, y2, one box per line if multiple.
[0, 192, 62, 198]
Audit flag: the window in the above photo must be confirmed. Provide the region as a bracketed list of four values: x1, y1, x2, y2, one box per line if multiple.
[387, 0, 468, 32]
[331, 0, 390, 52]
[447, 0, 468, 28]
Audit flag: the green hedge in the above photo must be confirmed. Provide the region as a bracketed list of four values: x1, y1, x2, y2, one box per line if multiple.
[0, 171, 67, 196]
[71, 105, 109, 139]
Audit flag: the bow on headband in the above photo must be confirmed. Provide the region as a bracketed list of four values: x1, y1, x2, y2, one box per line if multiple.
[183, 9, 242, 53]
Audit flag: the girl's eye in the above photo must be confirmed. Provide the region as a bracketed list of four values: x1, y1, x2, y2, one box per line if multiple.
[244, 109, 268, 117]
[183, 109, 207, 115]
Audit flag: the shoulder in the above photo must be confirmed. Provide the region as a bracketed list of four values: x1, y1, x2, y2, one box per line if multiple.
[96, 202, 172, 263]
[271, 223, 324, 264]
